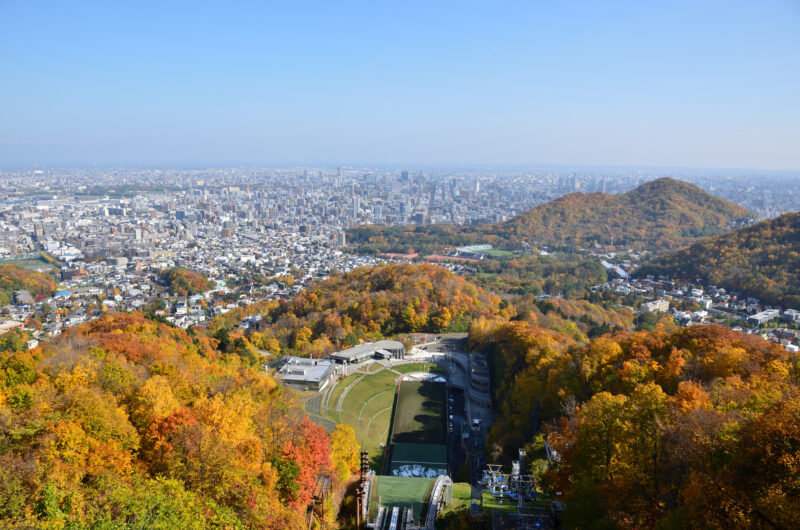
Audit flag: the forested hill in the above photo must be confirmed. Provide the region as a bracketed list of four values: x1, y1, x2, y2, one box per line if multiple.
[472, 321, 800, 528]
[347, 178, 754, 254]
[638, 211, 800, 307]
[208, 263, 506, 358]
[0, 312, 359, 528]
[500, 177, 753, 250]
[159, 266, 214, 296]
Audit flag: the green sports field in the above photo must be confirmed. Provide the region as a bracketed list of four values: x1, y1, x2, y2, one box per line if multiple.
[0, 258, 59, 272]
[482, 249, 516, 257]
[368, 476, 434, 523]
[392, 362, 444, 374]
[391, 381, 447, 445]
[301, 367, 450, 473]
[385, 380, 449, 477]
[303, 366, 399, 470]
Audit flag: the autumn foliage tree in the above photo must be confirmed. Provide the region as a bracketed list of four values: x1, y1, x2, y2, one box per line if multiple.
[484, 324, 800, 528]
[160, 267, 214, 296]
[0, 263, 57, 306]
[330, 424, 360, 482]
[0, 312, 334, 528]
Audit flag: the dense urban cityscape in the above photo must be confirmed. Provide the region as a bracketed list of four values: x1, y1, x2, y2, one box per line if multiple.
[1, 167, 798, 346]
[0, 168, 797, 340]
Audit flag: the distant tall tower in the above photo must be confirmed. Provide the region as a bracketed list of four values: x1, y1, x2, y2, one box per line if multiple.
[401, 170, 409, 181]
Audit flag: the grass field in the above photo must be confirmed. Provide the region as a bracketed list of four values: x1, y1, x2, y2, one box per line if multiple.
[483, 249, 516, 257]
[325, 373, 360, 410]
[0, 258, 59, 272]
[299, 366, 452, 472]
[393, 362, 444, 374]
[302, 368, 399, 470]
[368, 476, 434, 523]
[391, 381, 446, 445]
[451, 483, 473, 506]
[436, 482, 474, 519]
[481, 490, 549, 515]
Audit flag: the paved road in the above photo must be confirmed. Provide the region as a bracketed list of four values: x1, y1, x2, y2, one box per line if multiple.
[448, 387, 467, 477]
[305, 393, 322, 415]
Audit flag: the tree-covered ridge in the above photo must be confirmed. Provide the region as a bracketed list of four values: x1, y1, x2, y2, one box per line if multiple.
[0, 264, 57, 306]
[638, 211, 800, 307]
[211, 263, 506, 357]
[347, 178, 754, 254]
[0, 312, 358, 528]
[475, 321, 800, 528]
[160, 267, 214, 296]
[471, 254, 608, 297]
[347, 223, 489, 256]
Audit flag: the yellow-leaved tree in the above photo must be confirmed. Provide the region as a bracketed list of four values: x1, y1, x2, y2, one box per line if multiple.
[330, 424, 360, 482]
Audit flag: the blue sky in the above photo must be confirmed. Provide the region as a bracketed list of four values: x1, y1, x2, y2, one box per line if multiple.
[1, 1, 798, 169]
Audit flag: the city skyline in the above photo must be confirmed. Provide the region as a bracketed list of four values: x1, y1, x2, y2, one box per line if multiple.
[1, 1, 799, 170]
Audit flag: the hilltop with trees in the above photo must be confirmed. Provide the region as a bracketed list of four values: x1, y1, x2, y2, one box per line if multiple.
[159, 267, 214, 296]
[209, 263, 507, 359]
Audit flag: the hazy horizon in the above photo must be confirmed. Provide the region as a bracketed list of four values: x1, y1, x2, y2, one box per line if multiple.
[2, 1, 799, 170]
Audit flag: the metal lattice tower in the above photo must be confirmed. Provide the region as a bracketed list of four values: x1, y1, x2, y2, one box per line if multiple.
[482, 449, 538, 512]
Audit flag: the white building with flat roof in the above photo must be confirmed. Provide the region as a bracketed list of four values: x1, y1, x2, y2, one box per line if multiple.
[641, 299, 669, 313]
[272, 356, 335, 391]
[748, 309, 781, 327]
[330, 340, 405, 364]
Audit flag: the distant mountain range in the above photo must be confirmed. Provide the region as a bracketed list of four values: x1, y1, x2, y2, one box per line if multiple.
[638, 212, 800, 307]
[348, 178, 754, 254]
